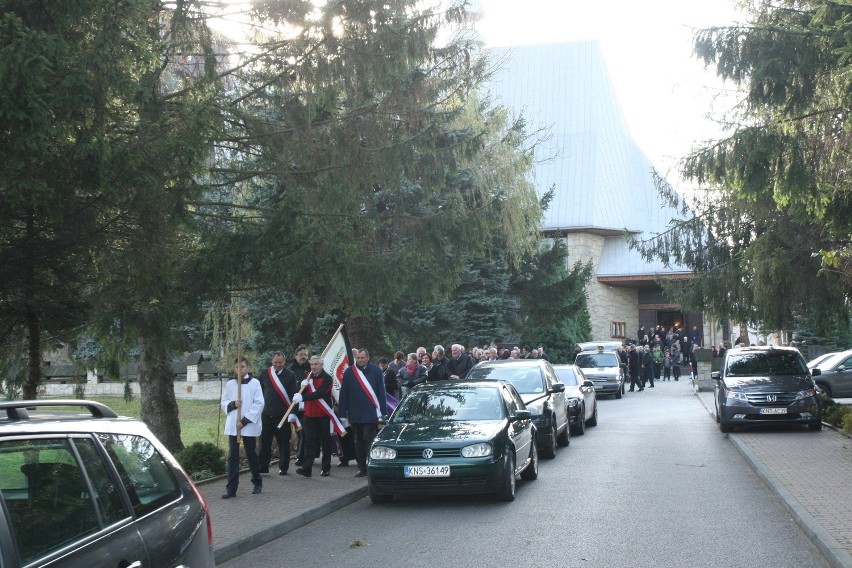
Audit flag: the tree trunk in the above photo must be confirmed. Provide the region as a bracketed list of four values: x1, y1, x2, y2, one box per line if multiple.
[138, 338, 184, 453]
[23, 209, 41, 400]
[739, 324, 749, 347]
[24, 310, 41, 400]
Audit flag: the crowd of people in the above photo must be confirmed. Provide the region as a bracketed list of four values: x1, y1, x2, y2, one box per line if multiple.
[613, 324, 726, 391]
[219, 341, 541, 498]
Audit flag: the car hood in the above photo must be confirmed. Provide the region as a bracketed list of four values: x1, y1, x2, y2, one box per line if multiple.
[563, 386, 583, 398]
[378, 420, 505, 444]
[724, 375, 814, 391]
[520, 393, 548, 407]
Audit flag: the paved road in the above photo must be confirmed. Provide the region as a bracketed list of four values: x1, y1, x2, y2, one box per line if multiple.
[212, 380, 843, 568]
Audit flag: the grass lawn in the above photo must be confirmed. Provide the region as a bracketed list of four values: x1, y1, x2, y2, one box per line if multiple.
[86, 397, 228, 451]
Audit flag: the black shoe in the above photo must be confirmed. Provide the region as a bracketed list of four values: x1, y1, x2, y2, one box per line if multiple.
[294, 460, 303, 467]
[320, 470, 330, 477]
[295, 467, 311, 478]
[354, 470, 367, 477]
[338, 460, 349, 467]
[259, 468, 269, 474]
[638, 388, 645, 391]
[252, 486, 262, 495]
[629, 389, 634, 392]
[221, 492, 236, 499]
[279, 470, 288, 476]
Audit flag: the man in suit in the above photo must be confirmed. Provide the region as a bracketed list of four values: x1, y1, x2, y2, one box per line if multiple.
[257, 351, 298, 475]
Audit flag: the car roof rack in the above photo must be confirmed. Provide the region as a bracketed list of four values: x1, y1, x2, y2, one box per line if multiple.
[0, 400, 118, 421]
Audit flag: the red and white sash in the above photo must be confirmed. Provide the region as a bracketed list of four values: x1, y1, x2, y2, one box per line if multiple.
[269, 367, 301, 429]
[352, 365, 382, 419]
[307, 376, 347, 436]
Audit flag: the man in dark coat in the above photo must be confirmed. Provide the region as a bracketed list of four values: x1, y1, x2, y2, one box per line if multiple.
[446, 344, 474, 380]
[428, 345, 451, 382]
[338, 349, 388, 477]
[628, 344, 643, 392]
[257, 351, 298, 475]
[289, 345, 310, 467]
[641, 345, 655, 388]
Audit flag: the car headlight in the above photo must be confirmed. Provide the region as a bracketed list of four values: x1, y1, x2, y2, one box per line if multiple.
[525, 402, 544, 415]
[725, 390, 748, 401]
[461, 443, 493, 458]
[794, 388, 816, 401]
[370, 446, 397, 460]
[567, 397, 581, 409]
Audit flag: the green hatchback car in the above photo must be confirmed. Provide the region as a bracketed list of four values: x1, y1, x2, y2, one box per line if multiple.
[367, 380, 538, 503]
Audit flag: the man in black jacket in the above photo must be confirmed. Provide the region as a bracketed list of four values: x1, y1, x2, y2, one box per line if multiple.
[289, 345, 310, 466]
[428, 345, 450, 382]
[446, 344, 474, 380]
[257, 351, 298, 475]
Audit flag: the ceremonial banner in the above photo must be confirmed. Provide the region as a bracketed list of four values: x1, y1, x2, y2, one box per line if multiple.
[323, 323, 354, 387]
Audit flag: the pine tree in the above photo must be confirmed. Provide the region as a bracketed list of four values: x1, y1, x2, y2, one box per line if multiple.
[632, 0, 852, 337]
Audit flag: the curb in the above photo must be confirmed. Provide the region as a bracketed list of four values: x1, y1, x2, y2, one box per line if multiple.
[212, 485, 369, 565]
[694, 391, 852, 568]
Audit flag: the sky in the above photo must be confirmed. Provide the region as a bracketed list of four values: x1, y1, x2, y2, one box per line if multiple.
[471, 0, 748, 180]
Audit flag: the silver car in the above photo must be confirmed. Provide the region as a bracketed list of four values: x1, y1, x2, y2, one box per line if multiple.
[0, 400, 216, 568]
[574, 343, 626, 399]
[811, 349, 852, 398]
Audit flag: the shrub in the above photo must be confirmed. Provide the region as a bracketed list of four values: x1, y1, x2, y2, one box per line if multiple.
[176, 442, 226, 481]
[824, 404, 851, 428]
[842, 413, 852, 436]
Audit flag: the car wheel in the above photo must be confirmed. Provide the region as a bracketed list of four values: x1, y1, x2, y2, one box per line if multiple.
[817, 383, 832, 398]
[556, 420, 570, 446]
[808, 421, 823, 431]
[615, 386, 622, 399]
[587, 402, 598, 427]
[520, 442, 538, 480]
[714, 397, 720, 423]
[571, 406, 586, 436]
[369, 487, 393, 504]
[719, 419, 731, 434]
[541, 422, 557, 459]
[496, 452, 516, 502]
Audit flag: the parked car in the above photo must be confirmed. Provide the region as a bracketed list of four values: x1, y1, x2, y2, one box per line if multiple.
[574, 342, 626, 399]
[466, 359, 569, 457]
[711, 347, 823, 433]
[807, 352, 837, 370]
[552, 364, 598, 435]
[0, 400, 215, 568]
[809, 349, 852, 398]
[367, 380, 537, 503]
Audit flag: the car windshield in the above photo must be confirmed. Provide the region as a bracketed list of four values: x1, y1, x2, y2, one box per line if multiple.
[575, 353, 618, 368]
[392, 389, 504, 422]
[554, 368, 579, 386]
[725, 351, 808, 376]
[466, 366, 545, 394]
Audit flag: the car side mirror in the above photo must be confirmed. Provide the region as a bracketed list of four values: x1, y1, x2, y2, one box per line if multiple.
[710, 371, 721, 380]
[549, 383, 565, 393]
[582, 380, 595, 388]
[510, 410, 532, 422]
[811, 368, 821, 377]
[835, 365, 844, 372]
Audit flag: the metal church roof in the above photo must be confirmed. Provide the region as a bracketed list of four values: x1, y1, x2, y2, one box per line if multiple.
[487, 40, 690, 279]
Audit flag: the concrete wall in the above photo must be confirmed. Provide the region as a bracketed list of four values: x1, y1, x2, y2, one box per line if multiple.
[41, 379, 227, 401]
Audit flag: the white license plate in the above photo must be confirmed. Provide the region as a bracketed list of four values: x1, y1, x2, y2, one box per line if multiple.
[404, 465, 450, 478]
[760, 407, 788, 414]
